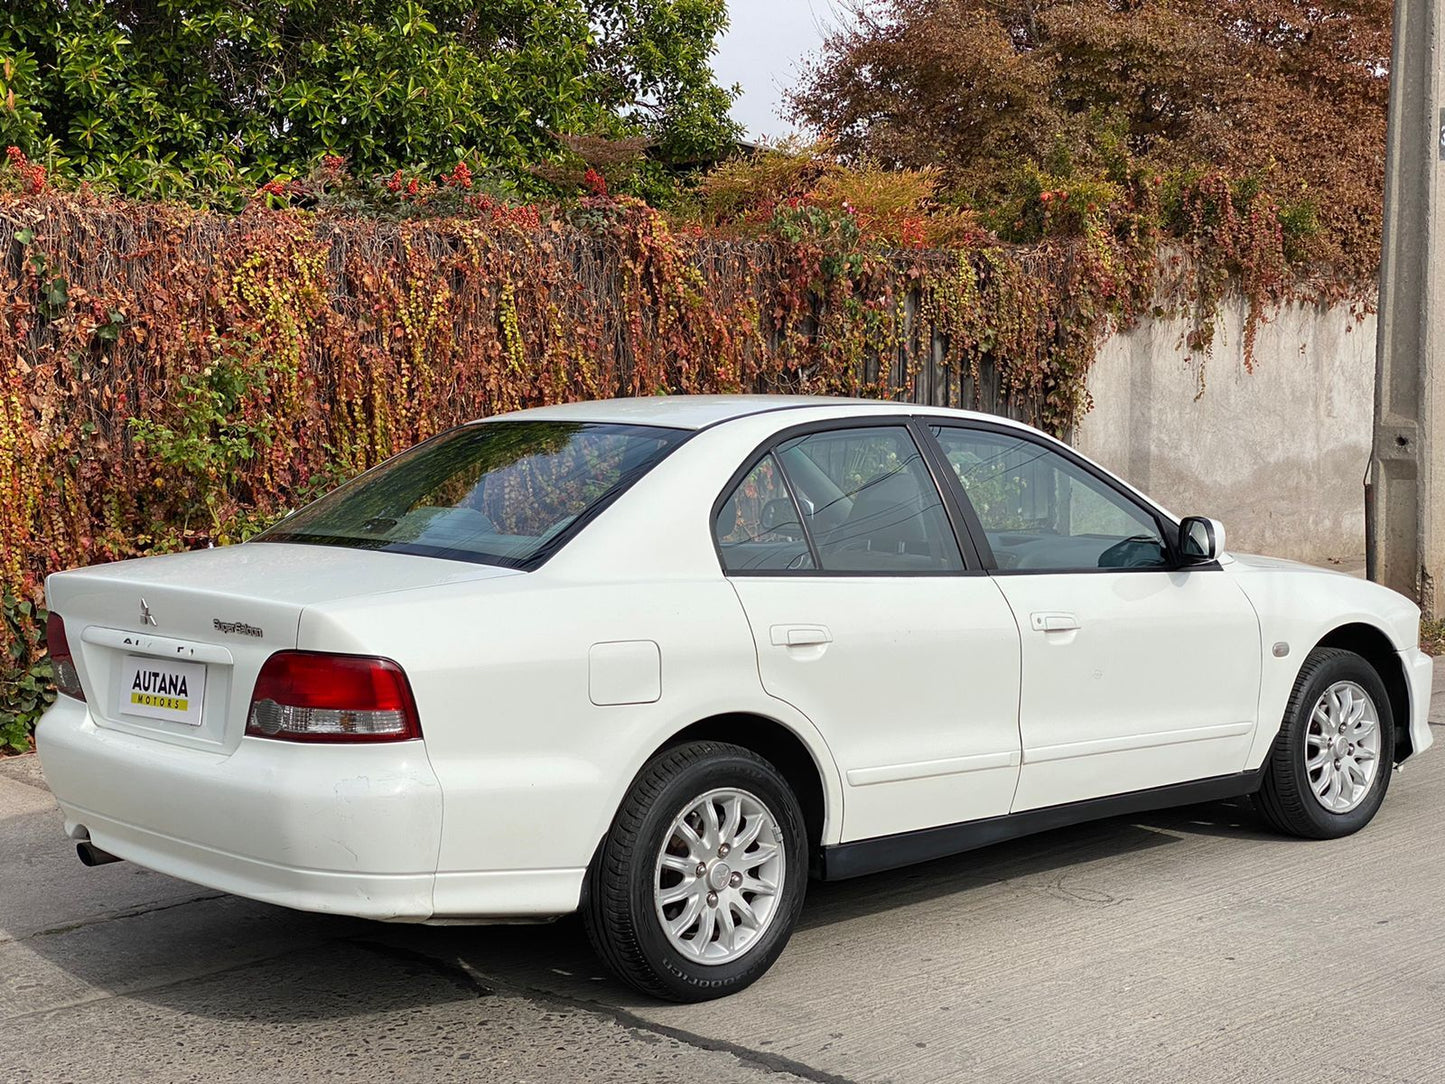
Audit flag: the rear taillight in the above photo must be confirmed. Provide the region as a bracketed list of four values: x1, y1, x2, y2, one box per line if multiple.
[246, 651, 421, 742]
[46, 613, 85, 701]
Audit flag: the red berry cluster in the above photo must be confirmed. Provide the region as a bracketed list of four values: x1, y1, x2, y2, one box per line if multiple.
[466, 194, 542, 230]
[385, 170, 421, 197]
[5, 147, 47, 195]
[445, 161, 473, 189]
[582, 168, 608, 198]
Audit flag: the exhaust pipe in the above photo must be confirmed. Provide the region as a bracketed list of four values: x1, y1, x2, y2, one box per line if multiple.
[76, 841, 123, 867]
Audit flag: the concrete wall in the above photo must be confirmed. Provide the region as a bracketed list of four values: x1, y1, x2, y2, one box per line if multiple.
[1074, 298, 1375, 563]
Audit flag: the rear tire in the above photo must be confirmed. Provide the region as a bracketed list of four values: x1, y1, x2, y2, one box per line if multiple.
[1254, 647, 1394, 839]
[583, 741, 808, 1002]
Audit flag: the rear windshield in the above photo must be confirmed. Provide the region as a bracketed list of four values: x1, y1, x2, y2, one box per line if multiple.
[257, 420, 687, 567]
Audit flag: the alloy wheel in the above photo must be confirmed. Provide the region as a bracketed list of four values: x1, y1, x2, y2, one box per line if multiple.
[653, 787, 786, 965]
[1304, 680, 1382, 814]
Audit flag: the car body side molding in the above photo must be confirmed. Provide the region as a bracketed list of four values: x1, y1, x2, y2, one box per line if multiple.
[813, 766, 1270, 881]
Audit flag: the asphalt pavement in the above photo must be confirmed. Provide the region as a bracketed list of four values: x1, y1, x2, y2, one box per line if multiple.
[3, 665, 1444, 1084]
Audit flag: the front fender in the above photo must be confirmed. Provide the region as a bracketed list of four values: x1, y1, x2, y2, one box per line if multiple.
[1226, 556, 1427, 766]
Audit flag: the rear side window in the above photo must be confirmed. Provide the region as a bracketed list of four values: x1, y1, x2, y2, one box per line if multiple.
[779, 427, 964, 573]
[715, 425, 965, 574]
[715, 454, 815, 572]
[260, 421, 686, 568]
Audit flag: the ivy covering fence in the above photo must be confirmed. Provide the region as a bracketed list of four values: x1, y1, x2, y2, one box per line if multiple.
[0, 151, 1338, 746]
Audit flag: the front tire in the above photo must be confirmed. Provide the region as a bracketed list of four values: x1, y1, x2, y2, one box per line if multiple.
[583, 741, 808, 1002]
[1254, 647, 1394, 839]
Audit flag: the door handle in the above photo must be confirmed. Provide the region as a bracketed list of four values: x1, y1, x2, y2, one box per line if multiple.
[770, 624, 833, 647]
[1030, 611, 1081, 633]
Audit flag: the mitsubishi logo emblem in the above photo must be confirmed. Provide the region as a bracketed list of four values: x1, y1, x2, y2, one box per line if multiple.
[139, 598, 157, 627]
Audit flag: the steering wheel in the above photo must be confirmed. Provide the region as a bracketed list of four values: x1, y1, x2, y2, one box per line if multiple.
[1097, 534, 1167, 569]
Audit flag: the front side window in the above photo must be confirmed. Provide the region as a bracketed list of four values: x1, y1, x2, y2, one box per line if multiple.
[769, 426, 965, 573]
[932, 426, 1170, 571]
[260, 421, 686, 567]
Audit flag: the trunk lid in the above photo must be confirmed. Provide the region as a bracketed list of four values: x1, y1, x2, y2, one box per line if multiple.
[46, 542, 521, 753]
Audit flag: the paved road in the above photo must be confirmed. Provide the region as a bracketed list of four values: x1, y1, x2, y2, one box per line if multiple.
[4, 668, 1444, 1084]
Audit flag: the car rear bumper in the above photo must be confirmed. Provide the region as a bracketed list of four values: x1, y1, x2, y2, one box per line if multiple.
[37, 695, 444, 920]
[1403, 647, 1435, 760]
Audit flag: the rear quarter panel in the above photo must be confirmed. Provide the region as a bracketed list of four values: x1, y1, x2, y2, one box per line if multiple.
[300, 573, 846, 890]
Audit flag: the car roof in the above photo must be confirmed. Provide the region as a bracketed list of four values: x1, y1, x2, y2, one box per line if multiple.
[476, 394, 1020, 432]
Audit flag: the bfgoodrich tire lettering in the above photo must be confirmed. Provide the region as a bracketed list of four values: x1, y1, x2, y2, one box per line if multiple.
[583, 740, 808, 1002]
[1254, 647, 1395, 839]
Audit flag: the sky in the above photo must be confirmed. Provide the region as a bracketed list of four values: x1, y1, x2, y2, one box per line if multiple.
[711, 0, 848, 141]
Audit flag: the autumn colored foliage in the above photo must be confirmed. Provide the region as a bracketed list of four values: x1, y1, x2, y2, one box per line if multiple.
[792, 0, 1391, 280]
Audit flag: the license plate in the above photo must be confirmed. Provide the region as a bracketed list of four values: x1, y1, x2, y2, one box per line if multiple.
[118, 655, 207, 727]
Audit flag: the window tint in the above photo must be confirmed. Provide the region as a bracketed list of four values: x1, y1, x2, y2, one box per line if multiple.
[715, 454, 815, 571]
[932, 426, 1170, 571]
[260, 421, 685, 567]
[777, 426, 964, 573]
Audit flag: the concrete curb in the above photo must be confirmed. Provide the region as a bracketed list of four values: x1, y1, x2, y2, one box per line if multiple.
[0, 752, 48, 793]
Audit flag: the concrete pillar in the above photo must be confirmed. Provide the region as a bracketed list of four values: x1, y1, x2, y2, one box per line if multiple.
[1370, 0, 1445, 614]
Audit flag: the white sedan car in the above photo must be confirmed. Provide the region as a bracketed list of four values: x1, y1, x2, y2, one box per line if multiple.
[37, 396, 1433, 1000]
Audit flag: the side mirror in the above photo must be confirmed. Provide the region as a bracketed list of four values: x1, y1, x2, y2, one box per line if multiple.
[1179, 516, 1226, 563]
